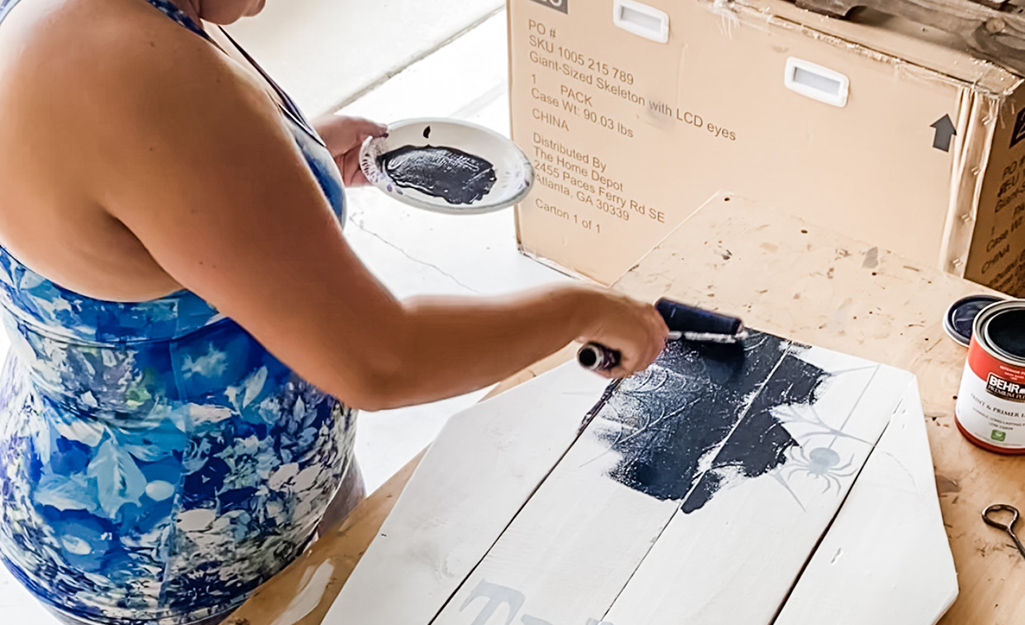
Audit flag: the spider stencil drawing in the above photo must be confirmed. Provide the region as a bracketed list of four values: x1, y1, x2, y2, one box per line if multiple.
[782, 444, 859, 494]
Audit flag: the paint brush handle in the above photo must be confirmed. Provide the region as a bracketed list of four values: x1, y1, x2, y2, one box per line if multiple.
[577, 342, 621, 372]
[577, 332, 686, 372]
[577, 299, 746, 372]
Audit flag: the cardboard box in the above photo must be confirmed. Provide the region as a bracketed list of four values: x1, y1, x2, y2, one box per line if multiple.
[510, 0, 1025, 295]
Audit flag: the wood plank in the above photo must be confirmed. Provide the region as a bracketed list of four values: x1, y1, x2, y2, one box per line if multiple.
[426, 337, 912, 625]
[429, 429, 680, 625]
[324, 363, 610, 625]
[612, 192, 1021, 625]
[775, 382, 958, 625]
[601, 351, 915, 625]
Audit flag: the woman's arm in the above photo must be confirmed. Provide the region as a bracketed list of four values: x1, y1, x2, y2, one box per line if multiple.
[59, 17, 667, 410]
[375, 286, 665, 408]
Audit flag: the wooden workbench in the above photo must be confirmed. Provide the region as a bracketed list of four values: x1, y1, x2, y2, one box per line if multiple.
[226, 193, 1025, 625]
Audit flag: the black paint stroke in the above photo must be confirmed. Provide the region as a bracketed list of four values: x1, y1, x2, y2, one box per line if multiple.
[379, 145, 497, 205]
[591, 332, 831, 514]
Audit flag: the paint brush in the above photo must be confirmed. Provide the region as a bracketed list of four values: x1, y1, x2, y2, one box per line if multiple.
[577, 298, 748, 372]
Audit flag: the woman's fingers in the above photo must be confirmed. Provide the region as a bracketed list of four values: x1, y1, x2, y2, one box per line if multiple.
[315, 115, 388, 158]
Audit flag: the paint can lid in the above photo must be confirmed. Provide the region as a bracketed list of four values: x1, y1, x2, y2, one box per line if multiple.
[944, 295, 1004, 347]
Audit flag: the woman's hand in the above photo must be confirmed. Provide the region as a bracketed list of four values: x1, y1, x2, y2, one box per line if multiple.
[313, 115, 387, 187]
[574, 287, 670, 379]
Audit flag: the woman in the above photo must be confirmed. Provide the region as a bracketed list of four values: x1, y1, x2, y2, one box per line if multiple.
[0, 1, 668, 623]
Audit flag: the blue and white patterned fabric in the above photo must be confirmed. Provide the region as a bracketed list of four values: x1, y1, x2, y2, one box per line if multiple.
[0, 1, 357, 623]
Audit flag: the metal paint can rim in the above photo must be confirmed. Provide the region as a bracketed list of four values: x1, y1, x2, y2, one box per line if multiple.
[944, 294, 1004, 347]
[973, 299, 1025, 366]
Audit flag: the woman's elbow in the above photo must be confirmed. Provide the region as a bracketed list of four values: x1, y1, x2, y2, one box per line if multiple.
[331, 358, 412, 412]
[314, 317, 416, 411]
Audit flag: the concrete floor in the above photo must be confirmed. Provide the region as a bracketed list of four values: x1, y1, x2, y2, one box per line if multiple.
[1, 5, 571, 620]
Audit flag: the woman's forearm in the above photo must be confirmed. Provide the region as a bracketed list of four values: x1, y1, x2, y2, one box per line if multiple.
[354, 285, 596, 410]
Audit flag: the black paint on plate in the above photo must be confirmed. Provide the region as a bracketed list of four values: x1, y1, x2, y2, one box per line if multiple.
[590, 332, 830, 513]
[379, 144, 497, 205]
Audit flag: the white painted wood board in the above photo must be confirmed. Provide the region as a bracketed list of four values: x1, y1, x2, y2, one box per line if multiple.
[431, 419, 681, 625]
[601, 351, 913, 625]
[328, 334, 958, 625]
[326, 363, 609, 625]
[774, 382, 958, 625]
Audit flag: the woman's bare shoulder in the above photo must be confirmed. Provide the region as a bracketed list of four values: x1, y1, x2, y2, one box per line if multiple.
[0, 0, 289, 208]
[1, 0, 269, 144]
[0, 0, 284, 301]
[2, 0, 205, 74]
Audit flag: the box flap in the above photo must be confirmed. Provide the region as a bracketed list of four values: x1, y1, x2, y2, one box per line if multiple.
[731, 0, 1022, 94]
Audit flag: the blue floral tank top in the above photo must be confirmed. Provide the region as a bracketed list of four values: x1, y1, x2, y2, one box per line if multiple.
[0, 1, 357, 624]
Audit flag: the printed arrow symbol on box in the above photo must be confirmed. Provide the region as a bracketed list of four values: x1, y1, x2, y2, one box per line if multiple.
[931, 115, 957, 152]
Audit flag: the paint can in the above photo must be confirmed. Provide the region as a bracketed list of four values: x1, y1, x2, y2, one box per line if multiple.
[955, 299, 1025, 454]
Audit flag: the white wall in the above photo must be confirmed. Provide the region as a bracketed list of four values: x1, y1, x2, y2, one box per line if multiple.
[228, 0, 505, 116]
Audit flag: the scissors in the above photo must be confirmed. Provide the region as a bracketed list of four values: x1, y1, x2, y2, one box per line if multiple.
[983, 504, 1025, 560]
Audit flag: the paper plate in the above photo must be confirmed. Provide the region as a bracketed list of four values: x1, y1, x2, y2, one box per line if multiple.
[359, 118, 534, 215]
